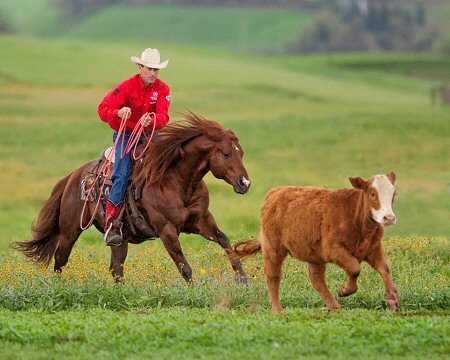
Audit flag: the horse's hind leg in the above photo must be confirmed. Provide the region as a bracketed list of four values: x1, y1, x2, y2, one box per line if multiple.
[194, 211, 248, 284]
[53, 229, 82, 273]
[109, 241, 128, 282]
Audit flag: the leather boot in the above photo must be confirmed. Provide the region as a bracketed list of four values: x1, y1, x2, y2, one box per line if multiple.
[104, 201, 123, 247]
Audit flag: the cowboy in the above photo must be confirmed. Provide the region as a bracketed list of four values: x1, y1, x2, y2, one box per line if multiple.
[98, 48, 171, 246]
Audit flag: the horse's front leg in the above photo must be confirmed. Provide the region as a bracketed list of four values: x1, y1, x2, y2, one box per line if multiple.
[160, 223, 193, 282]
[195, 211, 248, 284]
[110, 240, 128, 283]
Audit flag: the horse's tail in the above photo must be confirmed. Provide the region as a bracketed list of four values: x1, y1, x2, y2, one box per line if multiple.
[15, 174, 70, 267]
[232, 239, 261, 260]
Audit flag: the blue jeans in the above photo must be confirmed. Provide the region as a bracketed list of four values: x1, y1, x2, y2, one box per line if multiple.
[109, 132, 132, 206]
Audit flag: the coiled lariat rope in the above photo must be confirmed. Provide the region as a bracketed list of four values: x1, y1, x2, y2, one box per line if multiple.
[124, 112, 156, 161]
[79, 112, 156, 230]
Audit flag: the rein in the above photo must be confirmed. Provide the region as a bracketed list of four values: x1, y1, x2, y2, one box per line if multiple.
[79, 113, 156, 230]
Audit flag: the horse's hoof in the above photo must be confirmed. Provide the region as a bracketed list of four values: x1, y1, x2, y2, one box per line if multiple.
[114, 276, 125, 284]
[235, 274, 249, 286]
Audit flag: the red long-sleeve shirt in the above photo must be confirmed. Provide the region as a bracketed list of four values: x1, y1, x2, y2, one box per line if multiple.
[98, 75, 171, 132]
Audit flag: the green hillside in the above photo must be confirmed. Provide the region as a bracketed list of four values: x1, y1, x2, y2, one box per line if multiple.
[0, 2, 312, 52]
[66, 5, 311, 52]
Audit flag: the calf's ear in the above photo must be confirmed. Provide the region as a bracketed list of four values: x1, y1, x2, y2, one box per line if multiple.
[349, 177, 368, 190]
[387, 171, 396, 185]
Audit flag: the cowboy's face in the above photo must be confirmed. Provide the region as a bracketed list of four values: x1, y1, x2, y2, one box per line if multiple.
[139, 65, 160, 85]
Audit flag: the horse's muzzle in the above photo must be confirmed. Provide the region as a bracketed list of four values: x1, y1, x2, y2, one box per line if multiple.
[234, 175, 251, 194]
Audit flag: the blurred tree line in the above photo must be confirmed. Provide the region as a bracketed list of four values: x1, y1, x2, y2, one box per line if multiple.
[0, 12, 13, 33]
[290, 0, 440, 53]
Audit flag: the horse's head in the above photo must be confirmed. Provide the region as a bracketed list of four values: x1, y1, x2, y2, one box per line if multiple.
[202, 128, 251, 194]
[142, 114, 251, 194]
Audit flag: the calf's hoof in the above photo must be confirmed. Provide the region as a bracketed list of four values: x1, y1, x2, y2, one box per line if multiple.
[338, 285, 357, 297]
[326, 302, 342, 312]
[387, 298, 400, 312]
[271, 306, 283, 314]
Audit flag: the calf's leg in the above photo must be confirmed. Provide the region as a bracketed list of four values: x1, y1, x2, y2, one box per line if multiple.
[308, 263, 341, 311]
[263, 247, 287, 314]
[331, 248, 361, 297]
[366, 244, 400, 311]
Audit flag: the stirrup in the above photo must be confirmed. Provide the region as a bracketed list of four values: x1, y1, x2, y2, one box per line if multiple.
[104, 222, 122, 247]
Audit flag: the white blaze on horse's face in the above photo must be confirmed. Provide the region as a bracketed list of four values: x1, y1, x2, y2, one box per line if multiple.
[371, 175, 396, 226]
[241, 176, 251, 187]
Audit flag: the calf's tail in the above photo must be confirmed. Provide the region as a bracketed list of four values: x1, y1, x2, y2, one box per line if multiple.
[232, 239, 261, 260]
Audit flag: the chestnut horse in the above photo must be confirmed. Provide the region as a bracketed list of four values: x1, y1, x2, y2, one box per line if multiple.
[16, 114, 251, 283]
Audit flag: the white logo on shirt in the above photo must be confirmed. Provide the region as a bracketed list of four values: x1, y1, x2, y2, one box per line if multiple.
[150, 91, 158, 104]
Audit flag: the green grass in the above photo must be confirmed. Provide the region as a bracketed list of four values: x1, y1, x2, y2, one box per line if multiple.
[0, 236, 448, 358]
[0, 308, 448, 359]
[0, 35, 449, 358]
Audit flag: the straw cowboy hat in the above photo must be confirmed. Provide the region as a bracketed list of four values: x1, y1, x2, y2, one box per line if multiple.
[131, 48, 169, 69]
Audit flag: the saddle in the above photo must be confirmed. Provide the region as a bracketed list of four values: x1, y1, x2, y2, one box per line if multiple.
[80, 147, 157, 242]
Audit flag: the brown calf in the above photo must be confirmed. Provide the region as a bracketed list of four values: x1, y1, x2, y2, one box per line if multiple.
[233, 172, 399, 312]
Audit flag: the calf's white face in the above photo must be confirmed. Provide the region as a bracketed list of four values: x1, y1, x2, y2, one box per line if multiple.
[370, 174, 397, 226]
[349, 172, 397, 227]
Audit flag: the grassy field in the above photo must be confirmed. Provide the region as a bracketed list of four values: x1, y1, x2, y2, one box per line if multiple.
[0, 34, 449, 358]
[0, 236, 449, 358]
[0, 309, 448, 359]
[67, 5, 312, 52]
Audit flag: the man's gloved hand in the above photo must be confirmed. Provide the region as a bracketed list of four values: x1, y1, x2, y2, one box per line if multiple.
[118, 107, 131, 120]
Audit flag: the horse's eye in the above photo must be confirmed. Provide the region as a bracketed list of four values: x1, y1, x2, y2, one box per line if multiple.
[223, 153, 231, 160]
